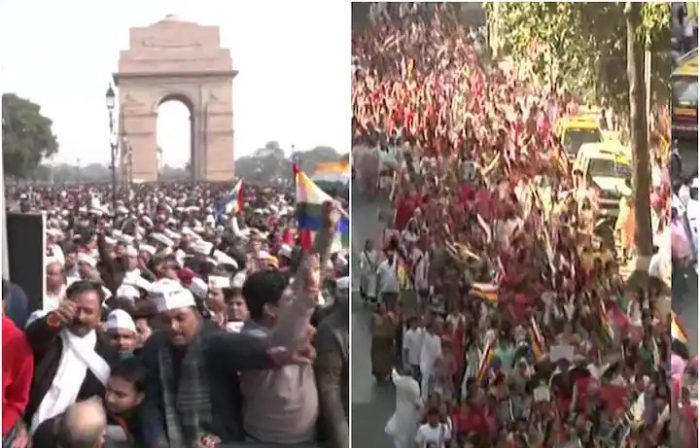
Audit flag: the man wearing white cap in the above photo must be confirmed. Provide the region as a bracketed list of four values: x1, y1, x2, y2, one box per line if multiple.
[122, 246, 141, 278]
[278, 244, 294, 273]
[103, 309, 138, 358]
[139, 276, 319, 447]
[225, 272, 250, 333]
[45, 259, 67, 312]
[76, 253, 99, 281]
[203, 274, 250, 334]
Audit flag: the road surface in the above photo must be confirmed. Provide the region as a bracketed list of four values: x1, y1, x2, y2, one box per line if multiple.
[351, 186, 395, 447]
[673, 268, 698, 356]
[678, 137, 698, 178]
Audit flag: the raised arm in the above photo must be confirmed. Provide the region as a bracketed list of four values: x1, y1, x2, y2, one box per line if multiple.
[97, 233, 120, 293]
[205, 331, 273, 372]
[269, 201, 339, 350]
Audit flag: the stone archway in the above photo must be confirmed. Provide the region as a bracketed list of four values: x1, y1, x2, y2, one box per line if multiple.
[114, 15, 237, 182]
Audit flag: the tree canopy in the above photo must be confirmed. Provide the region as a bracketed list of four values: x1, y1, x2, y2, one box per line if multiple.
[235, 141, 345, 186]
[2, 93, 59, 178]
[487, 2, 671, 113]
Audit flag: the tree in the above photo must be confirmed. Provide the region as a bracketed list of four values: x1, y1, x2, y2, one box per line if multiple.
[2, 94, 59, 178]
[626, 1, 653, 284]
[486, 3, 671, 115]
[235, 142, 344, 186]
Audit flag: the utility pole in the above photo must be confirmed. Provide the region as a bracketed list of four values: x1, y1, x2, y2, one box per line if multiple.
[644, 43, 652, 143]
[105, 84, 117, 212]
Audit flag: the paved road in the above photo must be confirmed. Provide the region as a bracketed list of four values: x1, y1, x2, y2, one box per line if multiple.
[678, 137, 698, 178]
[673, 268, 698, 356]
[351, 187, 395, 447]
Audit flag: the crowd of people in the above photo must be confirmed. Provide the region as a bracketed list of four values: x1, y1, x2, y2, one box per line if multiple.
[353, 4, 691, 448]
[2, 182, 350, 447]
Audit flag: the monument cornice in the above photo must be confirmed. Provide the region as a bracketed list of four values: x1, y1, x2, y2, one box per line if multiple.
[113, 70, 238, 84]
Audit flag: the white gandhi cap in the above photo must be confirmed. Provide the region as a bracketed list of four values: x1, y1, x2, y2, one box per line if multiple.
[152, 282, 196, 313]
[104, 309, 136, 333]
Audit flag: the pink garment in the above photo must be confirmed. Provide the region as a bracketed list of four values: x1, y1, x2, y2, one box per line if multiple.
[672, 221, 693, 261]
[679, 404, 698, 448]
[671, 352, 688, 378]
[536, 113, 550, 139]
[671, 220, 693, 260]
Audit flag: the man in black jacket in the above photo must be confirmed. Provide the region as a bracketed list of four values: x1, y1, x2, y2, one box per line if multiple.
[139, 279, 321, 447]
[24, 280, 120, 434]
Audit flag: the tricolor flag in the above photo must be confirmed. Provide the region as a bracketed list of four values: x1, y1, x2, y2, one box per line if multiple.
[294, 164, 349, 251]
[599, 300, 615, 342]
[552, 144, 571, 176]
[396, 257, 411, 290]
[477, 339, 495, 382]
[493, 257, 506, 285]
[530, 317, 546, 362]
[311, 161, 350, 186]
[215, 179, 244, 220]
[672, 312, 689, 345]
[476, 213, 492, 244]
[481, 152, 501, 177]
[471, 282, 499, 303]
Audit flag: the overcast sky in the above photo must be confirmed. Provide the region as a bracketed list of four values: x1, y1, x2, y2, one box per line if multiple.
[0, 0, 349, 166]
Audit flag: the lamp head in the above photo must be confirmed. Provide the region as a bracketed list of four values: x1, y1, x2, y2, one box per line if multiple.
[105, 84, 115, 111]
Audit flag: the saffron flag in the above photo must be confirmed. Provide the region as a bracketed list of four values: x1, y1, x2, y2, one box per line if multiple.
[311, 161, 350, 185]
[471, 282, 499, 303]
[294, 164, 349, 251]
[530, 317, 546, 362]
[215, 179, 244, 220]
[477, 339, 495, 382]
[550, 143, 571, 176]
[599, 301, 615, 342]
[672, 312, 689, 345]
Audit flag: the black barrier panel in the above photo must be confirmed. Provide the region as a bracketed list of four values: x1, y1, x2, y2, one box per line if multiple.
[6, 212, 45, 313]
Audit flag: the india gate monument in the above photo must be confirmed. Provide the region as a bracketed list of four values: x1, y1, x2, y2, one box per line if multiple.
[114, 15, 236, 182]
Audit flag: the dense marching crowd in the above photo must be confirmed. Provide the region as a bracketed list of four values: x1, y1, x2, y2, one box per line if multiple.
[2, 183, 350, 447]
[353, 5, 691, 448]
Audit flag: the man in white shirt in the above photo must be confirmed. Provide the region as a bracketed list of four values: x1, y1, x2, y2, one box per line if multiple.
[412, 245, 430, 305]
[415, 407, 451, 448]
[403, 317, 424, 384]
[419, 320, 442, 401]
[377, 251, 401, 311]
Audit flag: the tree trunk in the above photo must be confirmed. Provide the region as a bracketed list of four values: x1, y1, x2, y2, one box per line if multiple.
[625, 2, 654, 282]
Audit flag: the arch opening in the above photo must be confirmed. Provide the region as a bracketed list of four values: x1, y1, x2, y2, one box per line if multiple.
[156, 95, 194, 182]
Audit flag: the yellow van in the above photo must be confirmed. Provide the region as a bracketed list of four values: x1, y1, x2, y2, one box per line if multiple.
[555, 114, 604, 159]
[672, 49, 698, 138]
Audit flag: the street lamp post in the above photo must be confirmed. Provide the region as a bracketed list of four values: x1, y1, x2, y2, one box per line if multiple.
[105, 84, 117, 212]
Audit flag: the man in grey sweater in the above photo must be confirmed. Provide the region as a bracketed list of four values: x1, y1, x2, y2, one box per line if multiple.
[239, 202, 340, 445]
